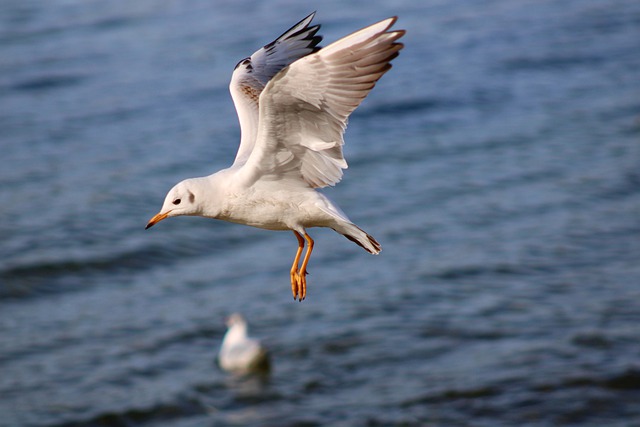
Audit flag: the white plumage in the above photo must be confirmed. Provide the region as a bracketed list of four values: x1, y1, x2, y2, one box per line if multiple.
[147, 13, 405, 301]
[218, 314, 270, 374]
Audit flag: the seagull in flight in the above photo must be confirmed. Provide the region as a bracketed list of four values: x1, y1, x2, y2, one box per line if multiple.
[146, 13, 405, 301]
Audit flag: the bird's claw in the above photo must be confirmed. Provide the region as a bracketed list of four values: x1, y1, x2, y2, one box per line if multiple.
[290, 270, 308, 302]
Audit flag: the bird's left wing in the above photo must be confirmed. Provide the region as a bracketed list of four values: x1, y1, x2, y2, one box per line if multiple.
[239, 17, 404, 188]
[230, 12, 322, 167]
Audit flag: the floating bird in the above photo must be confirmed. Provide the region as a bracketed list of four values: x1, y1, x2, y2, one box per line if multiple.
[218, 313, 270, 374]
[146, 13, 405, 301]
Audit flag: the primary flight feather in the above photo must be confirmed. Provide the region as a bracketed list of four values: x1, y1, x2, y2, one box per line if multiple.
[146, 13, 405, 301]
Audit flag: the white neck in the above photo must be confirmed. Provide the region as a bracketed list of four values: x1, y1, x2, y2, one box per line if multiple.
[223, 322, 248, 347]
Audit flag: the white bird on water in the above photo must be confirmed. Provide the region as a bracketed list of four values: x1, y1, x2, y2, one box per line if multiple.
[218, 313, 270, 374]
[146, 13, 405, 301]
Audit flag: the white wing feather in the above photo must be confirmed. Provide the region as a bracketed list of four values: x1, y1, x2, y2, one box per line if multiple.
[239, 17, 405, 188]
[230, 12, 322, 166]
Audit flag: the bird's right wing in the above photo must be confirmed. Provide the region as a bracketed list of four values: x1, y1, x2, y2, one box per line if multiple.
[230, 12, 322, 167]
[239, 17, 404, 188]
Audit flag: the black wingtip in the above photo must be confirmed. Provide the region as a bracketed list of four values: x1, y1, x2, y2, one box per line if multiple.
[265, 11, 321, 49]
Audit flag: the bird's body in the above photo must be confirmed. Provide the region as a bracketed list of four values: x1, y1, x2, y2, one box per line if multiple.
[178, 172, 376, 246]
[218, 313, 270, 374]
[147, 13, 404, 300]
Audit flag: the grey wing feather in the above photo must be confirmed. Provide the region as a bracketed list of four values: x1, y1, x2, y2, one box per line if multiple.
[230, 13, 323, 166]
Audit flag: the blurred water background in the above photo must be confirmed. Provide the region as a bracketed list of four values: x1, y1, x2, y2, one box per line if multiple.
[1, 0, 640, 426]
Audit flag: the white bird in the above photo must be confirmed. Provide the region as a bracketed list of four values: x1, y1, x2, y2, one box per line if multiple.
[218, 313, 270, 374]
[146, 13, 405, 301]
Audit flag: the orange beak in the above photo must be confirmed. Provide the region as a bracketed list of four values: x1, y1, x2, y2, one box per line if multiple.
[145, 210, 171, 229]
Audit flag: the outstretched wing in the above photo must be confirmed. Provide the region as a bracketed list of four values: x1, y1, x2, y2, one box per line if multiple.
[239, 17, 404, 188]
[230, 12, 322, 166]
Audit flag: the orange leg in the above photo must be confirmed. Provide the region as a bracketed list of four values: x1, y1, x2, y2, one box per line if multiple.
[296, 233, 314, 301]
[290, 231, 305, 300]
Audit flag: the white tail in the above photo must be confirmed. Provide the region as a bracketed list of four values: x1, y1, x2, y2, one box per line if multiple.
[336, 222, 381, 254]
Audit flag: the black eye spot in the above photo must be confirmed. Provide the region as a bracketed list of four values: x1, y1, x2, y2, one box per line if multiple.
[172, 198, 181, 205]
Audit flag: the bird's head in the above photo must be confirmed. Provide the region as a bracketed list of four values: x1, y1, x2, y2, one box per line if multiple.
[226, 313, 247, 329]
[146, 179, 201, 229]
[224, 313, 249, 341]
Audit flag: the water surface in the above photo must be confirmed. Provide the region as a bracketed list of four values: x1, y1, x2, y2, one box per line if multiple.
[1, 0, 640, 426]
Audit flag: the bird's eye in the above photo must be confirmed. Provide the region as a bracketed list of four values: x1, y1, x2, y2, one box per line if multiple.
[172, 198, 181, 205]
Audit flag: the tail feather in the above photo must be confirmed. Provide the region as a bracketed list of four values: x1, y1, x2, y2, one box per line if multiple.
[337, 223, 381, 254]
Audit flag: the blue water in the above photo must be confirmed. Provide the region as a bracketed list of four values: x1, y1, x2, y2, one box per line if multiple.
[2, 0, 640, 426]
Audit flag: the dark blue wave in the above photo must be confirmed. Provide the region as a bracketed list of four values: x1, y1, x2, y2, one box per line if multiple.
[9, 74, 87, 93]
